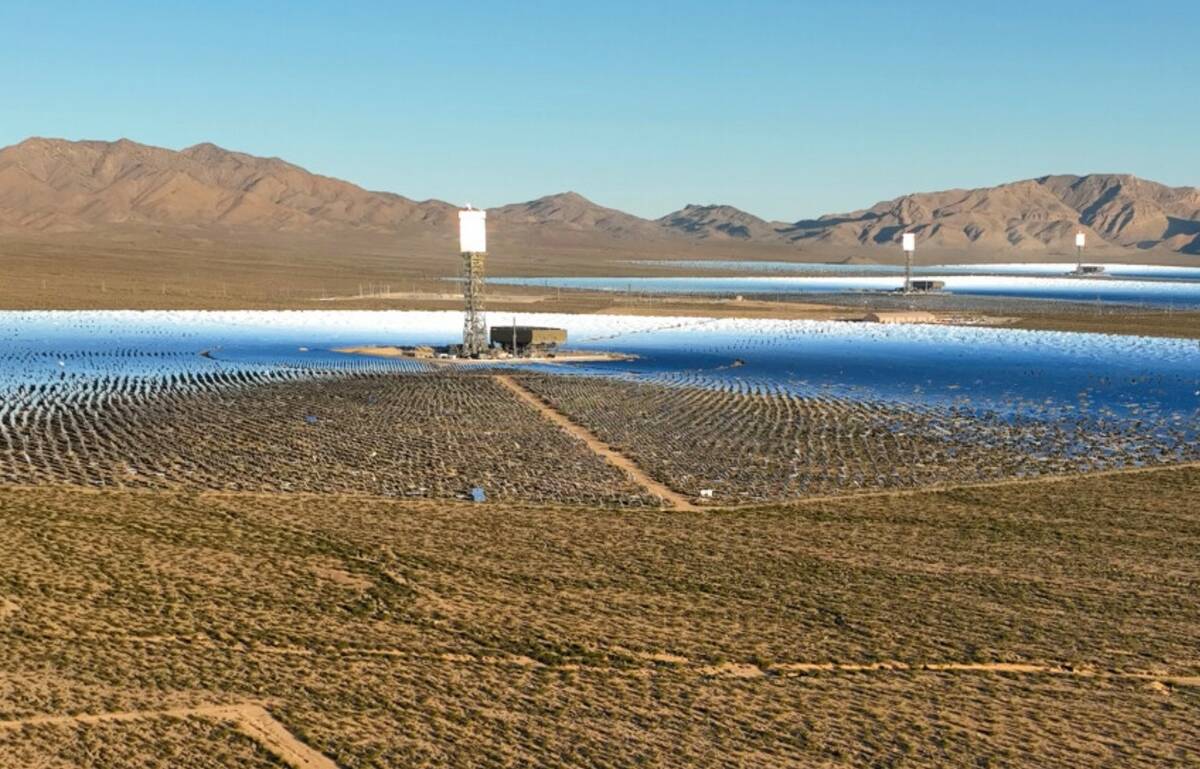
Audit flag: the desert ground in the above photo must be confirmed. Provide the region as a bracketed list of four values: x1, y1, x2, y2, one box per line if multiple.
[2, 230, 1198, 339]
[1, 467, 1197, 767]
[1, 357, 1198, 766]
[3, 221, 1198, 766]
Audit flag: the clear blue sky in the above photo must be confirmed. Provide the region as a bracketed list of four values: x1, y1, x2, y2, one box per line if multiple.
[2, 1, 1197, 221]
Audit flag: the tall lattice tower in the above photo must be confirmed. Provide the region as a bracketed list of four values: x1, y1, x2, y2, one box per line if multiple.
[459, 207, 488, 356]
[901, 232, 916, 293]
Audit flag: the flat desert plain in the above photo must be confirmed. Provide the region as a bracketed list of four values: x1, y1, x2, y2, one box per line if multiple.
[1, 466, 1198, 767]
[4, 229, 1199, 339]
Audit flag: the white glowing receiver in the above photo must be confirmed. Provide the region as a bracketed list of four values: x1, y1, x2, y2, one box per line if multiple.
[902, 232, 916, 252]
[459, 208, 487, 253]
[1075, 232, 1086, 248]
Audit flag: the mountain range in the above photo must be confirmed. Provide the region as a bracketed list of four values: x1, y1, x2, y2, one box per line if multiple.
[2, 137, 1198, 255]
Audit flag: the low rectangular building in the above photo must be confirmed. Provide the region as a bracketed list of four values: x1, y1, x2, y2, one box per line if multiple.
[490, 326, 567, 352]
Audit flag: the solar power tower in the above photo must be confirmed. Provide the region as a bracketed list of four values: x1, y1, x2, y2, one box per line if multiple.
[459, 207, 488, 356]
[901, 232, 916, 293]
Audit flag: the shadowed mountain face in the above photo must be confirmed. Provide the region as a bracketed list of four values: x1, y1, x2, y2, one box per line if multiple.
[656, 204, 783, 240]
[784, 176, 1200, 253]
[1, 137, 1198, 254]
[490, 192, 665, 239]
[783, 180, 1101, 251]
[1038, 174, 1200, 254]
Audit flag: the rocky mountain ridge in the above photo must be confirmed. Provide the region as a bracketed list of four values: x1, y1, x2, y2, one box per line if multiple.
[2, 137, 1197, 253]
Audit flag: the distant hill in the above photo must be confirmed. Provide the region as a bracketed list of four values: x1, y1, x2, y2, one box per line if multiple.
[490, 191, 664, 240]
[782, 180, 1101, 251]
[1038, 174, 1200, 252]
[656, 204, 783, 241]
[783, 175, 1200, 254]
[0, 137, 455, 233]
[1, 137, 1198, 255]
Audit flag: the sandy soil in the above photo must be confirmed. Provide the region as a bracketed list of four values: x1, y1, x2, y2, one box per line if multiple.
[723, 460, 1200, 511]
[2, 465, 1198, 766]
[2, 229, 1196, 339]
[0, 222, 1197, 763]
[319, 291, 548, 304]
[0, 703, 336, 769]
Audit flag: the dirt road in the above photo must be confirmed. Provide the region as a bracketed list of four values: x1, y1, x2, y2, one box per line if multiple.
[493, 374, 700, 511]
[0, 703, 339, 769]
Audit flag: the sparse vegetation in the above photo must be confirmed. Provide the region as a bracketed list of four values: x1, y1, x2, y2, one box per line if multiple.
[1, 468, 1197, 766]
[0, 718, 283, 769]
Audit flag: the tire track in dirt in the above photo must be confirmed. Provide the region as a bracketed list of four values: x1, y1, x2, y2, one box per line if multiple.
[715, 660, 1200, 688]
[0, 702, 338, 769]
[25, 630, 1199, 690]
[493, 374, 700, 510]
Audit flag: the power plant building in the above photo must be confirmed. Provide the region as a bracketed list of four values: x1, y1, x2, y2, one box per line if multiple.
[490, 326, 567, 353]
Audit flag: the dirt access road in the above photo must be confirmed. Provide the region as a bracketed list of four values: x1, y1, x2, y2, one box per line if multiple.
[0, 702, 338, 769]
[493, 374, 700, 511]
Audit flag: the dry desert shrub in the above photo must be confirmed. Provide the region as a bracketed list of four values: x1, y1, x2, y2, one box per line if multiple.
[0, 468, 1198, 766]
[0, 717, 281, 768]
